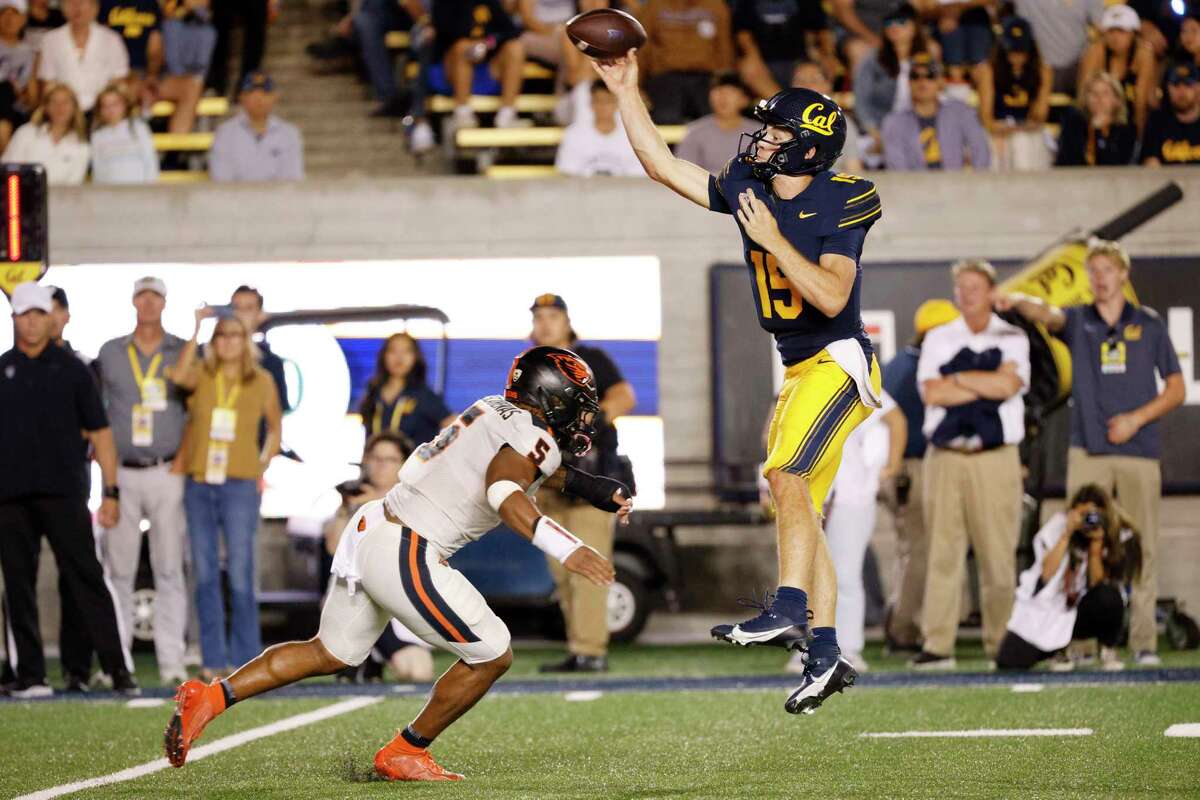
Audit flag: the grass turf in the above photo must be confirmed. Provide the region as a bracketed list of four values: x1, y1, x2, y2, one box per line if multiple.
[2, 683, 1198, 799]
[44, 639, 1200, 690]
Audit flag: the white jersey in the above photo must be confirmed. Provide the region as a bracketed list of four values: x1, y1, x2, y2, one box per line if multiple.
[383, 395, 562, 557]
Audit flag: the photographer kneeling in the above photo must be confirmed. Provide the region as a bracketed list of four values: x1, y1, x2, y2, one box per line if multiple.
[323, 431, 434, 683]
[997, 484, 1142, 671]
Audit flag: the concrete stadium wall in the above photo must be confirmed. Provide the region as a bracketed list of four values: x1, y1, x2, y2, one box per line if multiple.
[33, 168, 1200, 629]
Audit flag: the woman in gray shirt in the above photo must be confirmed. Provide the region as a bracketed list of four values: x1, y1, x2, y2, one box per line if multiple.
[90, 83, 159, 184]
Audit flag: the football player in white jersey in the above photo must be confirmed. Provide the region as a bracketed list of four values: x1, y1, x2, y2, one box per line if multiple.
[164, 346, 633, 782]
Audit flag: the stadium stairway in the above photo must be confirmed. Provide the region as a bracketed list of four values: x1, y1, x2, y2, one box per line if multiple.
[264, 0, 428, 178]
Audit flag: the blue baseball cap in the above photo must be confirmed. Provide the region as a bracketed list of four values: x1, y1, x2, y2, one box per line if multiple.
[240, 70, 276, 94]
[530, 293, 568, 313]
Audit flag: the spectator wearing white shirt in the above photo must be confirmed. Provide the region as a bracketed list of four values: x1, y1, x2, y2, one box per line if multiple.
[37, 0, 130, 112]
[674, 71, 758, 175]
[90, 82, 158, 183]
[209, 70, 304, 182]
[910, 259, 1030, 671]
[554, 81, 643, 177]
[2, 82, 90, 184]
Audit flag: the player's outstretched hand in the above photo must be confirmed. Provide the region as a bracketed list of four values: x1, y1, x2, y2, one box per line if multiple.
[564, 545, 616, 587]
[736, 189, 783, 250]
[990, 289, 1017, 312]
[591, 49, 639, 96]
[613, 490, 633, 526]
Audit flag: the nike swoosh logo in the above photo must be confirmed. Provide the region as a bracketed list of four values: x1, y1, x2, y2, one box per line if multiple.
[798, 211, 818, 219]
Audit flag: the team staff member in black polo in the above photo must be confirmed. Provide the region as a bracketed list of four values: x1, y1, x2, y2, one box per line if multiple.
[0, 283, 138, 698]
[529, 294, 636, 673]
[995, 239, 1185, 666]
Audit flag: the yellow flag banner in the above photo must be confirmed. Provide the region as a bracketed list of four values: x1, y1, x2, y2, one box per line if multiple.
[999, 239, 1139, 404]
[1, 261, 47, 299]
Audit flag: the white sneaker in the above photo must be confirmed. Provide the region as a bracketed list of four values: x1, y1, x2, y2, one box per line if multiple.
[1048, 651, 1075, 672]
[1134, 651, 1162, 667]
[160, 668, 189, 686]
[410, 120, 435, 154]
[1100, 647, 1126, 672]
[452, 105, 479, 129]
[9, 681, 53, 699]
[494, 105, 520, 128]
[785, 650, 806, 675]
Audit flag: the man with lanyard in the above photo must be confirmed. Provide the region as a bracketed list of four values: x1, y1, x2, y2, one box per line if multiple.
[527, 294, 636, 673]
[0, 282, 137, 698]
[94, 276, 191, 686]
[995, 238, 1184, 666]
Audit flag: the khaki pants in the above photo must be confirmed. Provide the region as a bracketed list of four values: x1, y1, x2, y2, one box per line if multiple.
[887, 456, 928, 646]
[921, 445, 1022, 658]
[538, 490, 614, 658]
[101, 464, 188, 677]
[1066, 447, 1161, 653]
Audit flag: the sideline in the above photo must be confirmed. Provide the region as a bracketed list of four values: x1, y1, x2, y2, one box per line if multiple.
[861, 728, 1094, 739]
[13, 696, 383, 800]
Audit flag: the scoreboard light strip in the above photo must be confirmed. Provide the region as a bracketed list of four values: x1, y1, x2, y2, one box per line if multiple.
[7, 173, 20, 262]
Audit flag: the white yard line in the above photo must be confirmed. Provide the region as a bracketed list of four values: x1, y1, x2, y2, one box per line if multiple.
[1164, 723, 1200, 737]
[14, 696, 382, 800]
[563, 690, 604, 702]
[1010, 684, 1044, 694]
[861, 728, 1094, 739]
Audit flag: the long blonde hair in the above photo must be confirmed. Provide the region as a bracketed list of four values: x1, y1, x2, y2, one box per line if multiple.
[203, 316, 261, 382]
[32, 83, 87, 140]
[1079, 72, 1129, 126]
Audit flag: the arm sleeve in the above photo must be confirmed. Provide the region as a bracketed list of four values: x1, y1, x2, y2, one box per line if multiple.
[208, 124, 235, 181]
[1003, 328, 1032, 393]
[1153, 317, 1182, 377]
[964, 108, 991, 168]
[1140, 114, 1163, 164]
[37, 44, 57, 82]
[819, 225, 867, 261]
[1051, 305, 1078, 343]
[283, 128, 304, 180]
[139, 122, 160, 181]
[75, 361, 110, 431]
[916, 331, 946, 393]
[554, 127, 590, 176]
[563, 464, 629, 511]
[881, 113, 912, 171]
[501, 415, 562, 479]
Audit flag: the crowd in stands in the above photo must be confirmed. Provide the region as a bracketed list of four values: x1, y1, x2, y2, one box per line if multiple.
[0, 0, 301, 183]
[303, 0, 1200, 171]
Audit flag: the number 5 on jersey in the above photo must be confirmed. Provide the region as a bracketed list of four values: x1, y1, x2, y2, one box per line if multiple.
[751, 251, 803, 320]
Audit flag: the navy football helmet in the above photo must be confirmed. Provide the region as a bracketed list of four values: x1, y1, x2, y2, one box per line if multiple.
[738, 88, 847, 181]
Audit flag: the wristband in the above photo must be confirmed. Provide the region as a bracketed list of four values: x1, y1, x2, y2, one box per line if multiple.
[103, 485, 120, 500]
[532, 516, 584, 563]
[486, 480, 523, 512]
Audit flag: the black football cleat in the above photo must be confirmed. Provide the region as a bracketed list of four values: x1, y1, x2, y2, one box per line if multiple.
[784, 656, 857, 716]
[711, 593, 809, 651]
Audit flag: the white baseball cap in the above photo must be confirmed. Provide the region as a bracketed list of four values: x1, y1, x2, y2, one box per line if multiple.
[1101, 4, 1140, 32]
[10, 282, 52, 314]
[133, 275, 167, 298]
[0, 0, 28, 13]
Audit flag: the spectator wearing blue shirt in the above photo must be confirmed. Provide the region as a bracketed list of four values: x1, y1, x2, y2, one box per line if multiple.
[357, 333, 454, 448]
[209, 70, 304, 182]
[881, 298, 959, 653]
[230, 285, 290, 416]
[994, 239, 1185, 667]
[882, 54, 992, 171]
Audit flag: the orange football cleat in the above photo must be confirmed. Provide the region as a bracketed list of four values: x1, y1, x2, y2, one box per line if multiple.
[374, 739, 464, 782]
[164, 679, 226, 768]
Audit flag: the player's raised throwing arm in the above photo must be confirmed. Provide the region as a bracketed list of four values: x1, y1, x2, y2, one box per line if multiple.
[592, 50, 713, 209]
[485, 446, 617, 587]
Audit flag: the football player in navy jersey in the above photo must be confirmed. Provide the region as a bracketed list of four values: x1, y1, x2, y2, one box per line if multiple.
[594, 51, 884, 715]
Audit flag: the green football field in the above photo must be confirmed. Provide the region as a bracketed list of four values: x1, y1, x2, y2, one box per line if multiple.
[3, 644, 1199, 799]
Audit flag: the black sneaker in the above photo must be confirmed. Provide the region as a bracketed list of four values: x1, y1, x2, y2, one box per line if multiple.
[4, 678, 54, 699]
[784, 656, 858, 715]
[908, 651, 956, 671]
[63, 673, 91, 694]
[538, 655, 608, 673]
[369, 92, 413, 118]
[111, 670, 142, 697]
[711, 592, 810, 651]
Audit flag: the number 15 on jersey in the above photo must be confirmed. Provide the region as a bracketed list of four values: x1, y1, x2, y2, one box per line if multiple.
[750, 251, 803, 321]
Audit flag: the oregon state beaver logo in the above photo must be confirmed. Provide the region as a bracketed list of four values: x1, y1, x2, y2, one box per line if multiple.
[547, 353, 593, 388]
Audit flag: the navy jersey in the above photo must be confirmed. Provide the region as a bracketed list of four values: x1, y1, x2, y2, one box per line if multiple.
[708, 157, 882, 365]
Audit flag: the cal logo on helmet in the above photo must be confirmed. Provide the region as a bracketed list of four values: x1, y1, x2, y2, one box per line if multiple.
[800, 102, 838, 137]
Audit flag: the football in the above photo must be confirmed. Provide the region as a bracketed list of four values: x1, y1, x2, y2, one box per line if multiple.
[565, 8, 647, 60]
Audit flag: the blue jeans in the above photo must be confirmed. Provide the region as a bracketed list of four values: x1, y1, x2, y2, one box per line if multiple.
[184, 478, 262, 669]
[354, 0, 410, 103]
[940, 21, 992, 67]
